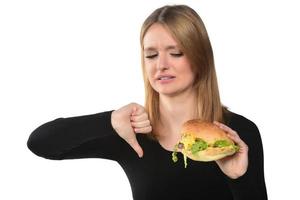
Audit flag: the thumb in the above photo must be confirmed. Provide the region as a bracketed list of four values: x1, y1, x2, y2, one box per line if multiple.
[132, 105, 144, 116]
[127, 137, 144, 158]
[131, 106, 138, 116]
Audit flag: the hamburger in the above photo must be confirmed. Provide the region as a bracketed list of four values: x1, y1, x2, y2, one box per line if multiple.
[172, 119, 239, 168]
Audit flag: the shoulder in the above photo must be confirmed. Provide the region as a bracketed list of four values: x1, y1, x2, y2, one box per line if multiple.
[224, 110, 261, 142]
[225, 110, 258, 130]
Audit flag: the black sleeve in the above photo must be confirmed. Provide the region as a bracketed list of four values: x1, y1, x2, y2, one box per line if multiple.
[27, 110, 129, 161]
[225, 114, 268, 200]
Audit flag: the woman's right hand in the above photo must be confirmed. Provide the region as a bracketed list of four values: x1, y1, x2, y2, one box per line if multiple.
[111, 103, 152, 158]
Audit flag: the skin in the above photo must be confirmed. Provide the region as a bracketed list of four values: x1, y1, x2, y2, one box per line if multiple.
[143, 23, 195, 98]
[111, 23, 248, 179]
[213, 121, 249, 179]
[143, 23, 199, 149]
[111, 103, 151, 158]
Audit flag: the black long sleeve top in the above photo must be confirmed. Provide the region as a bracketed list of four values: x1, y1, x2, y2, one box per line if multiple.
[27, 110, 268, 200]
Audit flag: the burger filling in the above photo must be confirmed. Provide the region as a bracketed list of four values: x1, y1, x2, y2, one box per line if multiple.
[172, 135, 239, 168]
[191, 138, 208, 154]
[213, 140, 232, 148]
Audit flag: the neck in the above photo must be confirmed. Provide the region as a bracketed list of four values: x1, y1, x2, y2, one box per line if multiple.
[157, 89, 198, 140]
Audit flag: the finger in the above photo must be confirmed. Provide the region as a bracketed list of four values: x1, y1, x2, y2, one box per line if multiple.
[214, 121, 247, 150]
[131, 105, 145, 116]
[226, 133, 241, 144]
[213, 121, 221, 126]
[214, 121, 239, 137]
[131, 106, 138, 115]
[226, 133, 248, 152]
[213, 121, 228, 132]
[134, 126, 152, 134]
[131, 120, 151, 128]
[224, 127, 240, 138]
[225, 130, 243, 146]
[127, 138, 144, 158]
[215, 121, 233, 133]
[131, 113, 148, 122]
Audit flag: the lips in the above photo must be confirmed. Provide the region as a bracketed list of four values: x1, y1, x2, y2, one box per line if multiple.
[155, 75, 176, 84]
[156, 75, 176, 80]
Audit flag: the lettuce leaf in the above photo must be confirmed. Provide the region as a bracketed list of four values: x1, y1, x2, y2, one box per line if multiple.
[172, 144, 178, 162]
[233, 144, 240, 152]
[213, 140, 232, 147]
[191, 138, 208, 154]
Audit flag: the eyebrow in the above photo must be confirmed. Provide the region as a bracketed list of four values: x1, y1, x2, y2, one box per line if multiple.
[144, 45, 179, 51]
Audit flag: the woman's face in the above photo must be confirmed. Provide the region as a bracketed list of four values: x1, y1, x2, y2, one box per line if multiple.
[143, 23, 195, 97]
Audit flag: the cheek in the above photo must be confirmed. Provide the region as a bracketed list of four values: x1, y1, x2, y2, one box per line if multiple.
[178, 61, 194, 79]
[186, 69, 196, 84]
[178, 64, 196, 85]
[187, 67, 195, 80]
[144, 64, 155, 84]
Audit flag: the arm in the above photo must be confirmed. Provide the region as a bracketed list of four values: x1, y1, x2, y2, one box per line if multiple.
[225, 116, 268, 200]
[27, 111, 127, 161]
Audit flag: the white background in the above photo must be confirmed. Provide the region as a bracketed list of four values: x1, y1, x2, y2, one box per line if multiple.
[1, 0, 299, 199]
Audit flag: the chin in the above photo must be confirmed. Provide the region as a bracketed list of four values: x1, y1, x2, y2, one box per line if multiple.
[157, 88, 185, 97]
[156, 84, 191, 95]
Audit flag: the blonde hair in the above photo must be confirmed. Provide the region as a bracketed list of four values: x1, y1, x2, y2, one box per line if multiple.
[140, 5, 228, 137]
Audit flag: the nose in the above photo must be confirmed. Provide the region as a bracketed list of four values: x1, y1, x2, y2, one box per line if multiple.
[157, 53, 169, 71]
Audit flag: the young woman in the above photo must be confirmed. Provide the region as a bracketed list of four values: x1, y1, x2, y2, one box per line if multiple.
[27, 5, 268, 200]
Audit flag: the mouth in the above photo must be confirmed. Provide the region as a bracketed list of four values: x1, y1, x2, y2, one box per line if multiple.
[157, 76, 176, 80]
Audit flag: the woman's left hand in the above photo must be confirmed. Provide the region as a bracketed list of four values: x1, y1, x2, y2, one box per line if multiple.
[213, 121, 249, 179]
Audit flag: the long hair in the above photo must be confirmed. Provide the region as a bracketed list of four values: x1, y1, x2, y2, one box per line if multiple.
[140, 5, 229, 137]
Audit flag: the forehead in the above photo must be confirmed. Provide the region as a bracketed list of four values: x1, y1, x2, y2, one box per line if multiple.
[143, 23, 179, 50]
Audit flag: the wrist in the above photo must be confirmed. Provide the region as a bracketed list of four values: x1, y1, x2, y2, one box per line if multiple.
[111, 110, 119, 132]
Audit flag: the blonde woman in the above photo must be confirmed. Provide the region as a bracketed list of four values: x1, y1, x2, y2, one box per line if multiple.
[27, 5, 267, 200]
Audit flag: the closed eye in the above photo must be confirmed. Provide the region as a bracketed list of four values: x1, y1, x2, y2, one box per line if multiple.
[145, 54, 158, 59]
[170, 53, 183, 57]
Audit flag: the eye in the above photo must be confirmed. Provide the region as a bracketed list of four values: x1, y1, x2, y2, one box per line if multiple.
[170, 52, 183, 57]
[145, 54, 158, 59]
